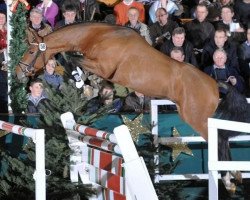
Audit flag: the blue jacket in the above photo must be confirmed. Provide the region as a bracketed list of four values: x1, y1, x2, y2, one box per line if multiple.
[39, 71, 63, 90]
[201, 40, 239, 71]
[27, 94, 48, 113]
[204, 65, 245, 94]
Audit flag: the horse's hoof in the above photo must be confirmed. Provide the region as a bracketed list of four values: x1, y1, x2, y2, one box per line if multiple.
[231, 171, 242, 184]
[225, 182, 236, 195]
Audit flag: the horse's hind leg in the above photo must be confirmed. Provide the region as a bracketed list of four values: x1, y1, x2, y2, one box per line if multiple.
[230, 171, 242, 184]
[218, 134, 242, 194]
[222, 172, 236, 195]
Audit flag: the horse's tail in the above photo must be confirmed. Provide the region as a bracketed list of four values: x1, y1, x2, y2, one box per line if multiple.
[215, 82, 249, 161]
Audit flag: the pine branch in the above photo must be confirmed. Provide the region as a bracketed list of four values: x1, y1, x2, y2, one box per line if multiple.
[9, 4, 29, 113]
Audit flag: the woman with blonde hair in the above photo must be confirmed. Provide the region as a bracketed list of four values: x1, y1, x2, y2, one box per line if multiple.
[38, 58, 63, 90]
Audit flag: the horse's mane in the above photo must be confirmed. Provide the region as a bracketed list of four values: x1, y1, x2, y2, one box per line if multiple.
[48, 21, 138, 36]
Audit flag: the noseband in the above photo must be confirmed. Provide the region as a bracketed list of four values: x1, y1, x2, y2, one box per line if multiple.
[18, 41, 47, 75]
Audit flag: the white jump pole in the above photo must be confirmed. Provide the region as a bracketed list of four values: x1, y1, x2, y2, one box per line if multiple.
[6, 0, 12, 113]
[0, 120, 46, 200]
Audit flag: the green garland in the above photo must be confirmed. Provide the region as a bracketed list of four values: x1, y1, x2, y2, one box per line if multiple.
[9, 4, 28, 113]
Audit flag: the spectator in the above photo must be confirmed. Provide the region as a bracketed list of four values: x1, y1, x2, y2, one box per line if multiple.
[36, 0, 59, 28]
[27, 78, 48, 113]
[27, 8, 52, 44]
[114, 0, 145, 25]
[126, 7, 152, 45]
[160, 27, 198, 67]
[204, 48, 245, 95]
[217, 0, 234, 7]
[38, 59, 63, 90]
[234, 0, 250, 30]
[149, 0, 179, 23]
[170, 46, 185, 62]
[86, 81, 123, 113]
[201, 28, 239, 71]
[0, 9, 7, 113]
[238, 26, 250, 95]
[55, 4, 78, 29]
[184, 3, 215, 65]
[123, 91, 151, 113]
[214, 5, 246, 45]
[208, 0, 235, 21]
[149, 7, 178, 49]
[59, 0, 82, 21]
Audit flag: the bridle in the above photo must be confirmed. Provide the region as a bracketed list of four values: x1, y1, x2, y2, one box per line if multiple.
[18, 38, 47, 75]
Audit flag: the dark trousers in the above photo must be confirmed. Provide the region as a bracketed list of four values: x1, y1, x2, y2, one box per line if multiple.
[0, 70, 8, 113]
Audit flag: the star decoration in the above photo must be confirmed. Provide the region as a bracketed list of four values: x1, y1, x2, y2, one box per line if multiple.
[121, 114, 150, 142]
[165, 127, 193, 161]
[0, 130, 10, 138]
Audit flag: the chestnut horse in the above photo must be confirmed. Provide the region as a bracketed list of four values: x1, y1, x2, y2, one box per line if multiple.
[17, 23, 219, 140]
[17, 23, 248, 193]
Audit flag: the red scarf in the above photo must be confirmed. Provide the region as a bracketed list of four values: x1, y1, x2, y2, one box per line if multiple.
[0, 29, 7, 50]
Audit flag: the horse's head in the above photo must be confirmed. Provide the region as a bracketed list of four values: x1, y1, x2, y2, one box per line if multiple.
[16, 32, 46, 82]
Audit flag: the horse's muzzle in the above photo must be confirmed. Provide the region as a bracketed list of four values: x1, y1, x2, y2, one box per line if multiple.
[16, 65, 29, 83]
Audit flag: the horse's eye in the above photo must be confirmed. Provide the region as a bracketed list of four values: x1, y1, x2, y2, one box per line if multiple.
[29, 51, 34, 54]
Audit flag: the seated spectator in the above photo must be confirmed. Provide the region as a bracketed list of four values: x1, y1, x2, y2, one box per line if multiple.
[217, 0, 234, 8]
[204, 48, 245, 95]
[201, 28, 239, 71]
[114, 0, 145, 25]
[238, 26, 250, 95]
[184, 3, 215, 49]
[184, 3, 215, 65]
[86, 81, 123, 113]
[170, 46, 185, 62]
[149, 0, 179, 23]
[125, 7, 152, 45]
[36, 0, 59, 28]
[214, 5, 246, 45]
[38, 59, 63, 90]
[123, 91, 151, 113]
[60, 0, 82, 21]
[55, 4, 78, 29]
[27, 8, 52, 44]
[160, 27, 198, 67]
[234, 0, 250, 30]
[27, 78, 48, 113]
[149, 7, 178, 49]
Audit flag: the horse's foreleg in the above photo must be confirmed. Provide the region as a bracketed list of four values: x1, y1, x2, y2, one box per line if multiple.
[80, 58, 112, 79]
[81, 57, 99, 73]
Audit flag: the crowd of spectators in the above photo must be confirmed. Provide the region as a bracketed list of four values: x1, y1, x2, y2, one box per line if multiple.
[0, 0, 250, 114]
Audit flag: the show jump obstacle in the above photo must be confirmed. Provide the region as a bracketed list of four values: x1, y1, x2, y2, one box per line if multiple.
[0, 120, 45, 200]
[151, 100, 250, 200]
[60, 112, 158, 200]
